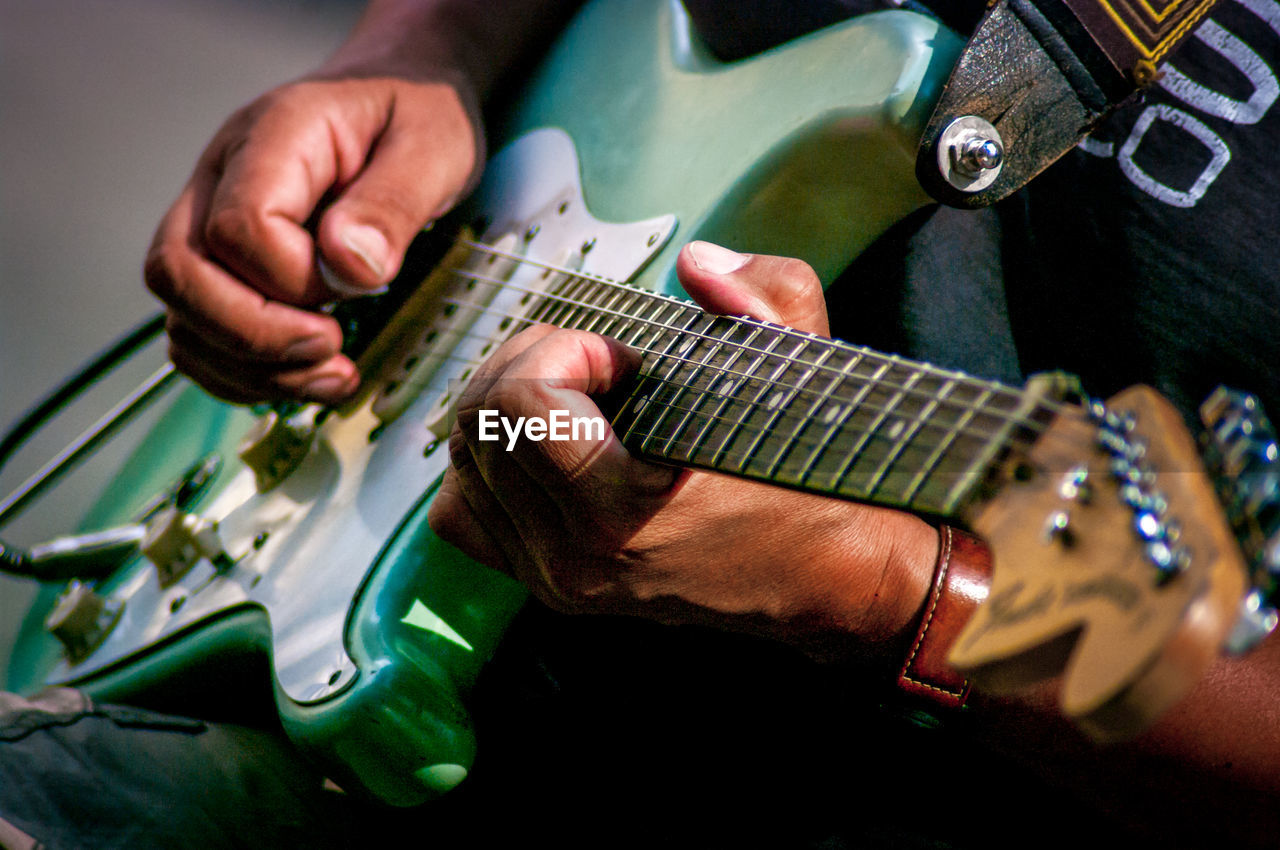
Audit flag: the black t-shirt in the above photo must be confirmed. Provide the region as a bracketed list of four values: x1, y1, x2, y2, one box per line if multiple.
[693, 0, 1280, 425]
[457, 5, 1280, 847]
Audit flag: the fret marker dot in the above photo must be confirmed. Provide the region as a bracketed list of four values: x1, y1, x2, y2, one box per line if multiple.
[767, 391, 783, 410]
[823, 404, 843, 424]
[888, 420, 905, 440]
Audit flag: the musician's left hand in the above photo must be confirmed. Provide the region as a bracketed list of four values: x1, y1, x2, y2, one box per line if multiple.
[428, 242, 937, 663]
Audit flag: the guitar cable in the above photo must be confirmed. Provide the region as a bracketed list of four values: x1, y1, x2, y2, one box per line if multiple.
[0, 312, 165, 579]
[0, 538, 32, 577]
[0, 313, 165, 472]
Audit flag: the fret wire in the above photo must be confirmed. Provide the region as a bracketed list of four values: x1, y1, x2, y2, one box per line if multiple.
[617, 306, 708, 448]
[613, 289, 653, 347]
[627, 307, 707, 447]
[581, 281, 631, 336]
[377, 251, 1052, 472]
[606, 290, 645, 348]
[400, 314, 1057, 476]
[635, 391, 987, 477]
[448, 266, 1049, 432]
[558, 274, 597, 330]
[828, 358, 924, 497]
[679, 324, 766, 464]
[557, 274, 594, 330]
[722, 335, 811, 473]
[652, 318, 741, 457]
[537, 273, 582, 328]
[789, 348, 863, 485]
[637, 312, 723, 454]
[867, 377, 956, 500]
[942, 391, 1053, 512]
[521, 277, 559, 326]
[900, 385, 993, 507]
[451, 252, 1031, 406]
[760, 342, 837, 480]
[797, 352, 880, 486]
[625, 299, 670, 350]
[706, 331, 787, 468]
[633, 297, 695, 354]
[451, 265, 1032, 424]
[615, 289, 659, 348]
[570, 276, 609, 332]
[429, 291, 1047, 448]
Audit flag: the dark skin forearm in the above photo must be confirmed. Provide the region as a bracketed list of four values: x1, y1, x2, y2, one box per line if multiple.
[320, 0, 584, 96]
[147, 0, 584, 405]
[963, 624, 1280, 846]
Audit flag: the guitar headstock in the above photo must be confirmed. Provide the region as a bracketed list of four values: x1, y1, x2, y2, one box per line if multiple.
[950, 385, 1248, 740]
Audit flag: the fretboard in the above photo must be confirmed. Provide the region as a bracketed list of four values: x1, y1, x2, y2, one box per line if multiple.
[527, 271, 1065, 518]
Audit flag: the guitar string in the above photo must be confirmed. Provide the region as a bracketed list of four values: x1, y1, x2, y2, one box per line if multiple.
[417, 287, 1051, 457]
[457, 237, 1084, 439]
[431, 266, 1060, 441]
[457, 238, 1049, 414]
[446, 244, 1075, 436]
[372, 300, 1053, 486]
[400, 327, 1016, 467]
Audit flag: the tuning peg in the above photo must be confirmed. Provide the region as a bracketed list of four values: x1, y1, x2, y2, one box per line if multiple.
[1100, 409, 1137, 434]
[1135, 510, 1164, 542]
[1099, 430, 1130, 456]
[1044, 510, 1074, 546]
[1227, 588, 1279, 653]
[1121, 484, 1168, 517]
[1058, 465, 1092, 503]
[1146, 539, 1191, 583]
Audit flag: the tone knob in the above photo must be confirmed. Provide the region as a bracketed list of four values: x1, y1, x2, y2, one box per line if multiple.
[141, 507, 226, 588]
[237, 408, 318, 491]
[45, 580, 123, 663]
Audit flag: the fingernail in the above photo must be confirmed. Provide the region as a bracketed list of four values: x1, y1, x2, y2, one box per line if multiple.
[430, 194, 459, 221]
[688, 241, 748, 275]
[341, 224, 390, 281]
[319, 257, 389, 298]
[303, 373, 356, 401]
[284, 334, 335, 362]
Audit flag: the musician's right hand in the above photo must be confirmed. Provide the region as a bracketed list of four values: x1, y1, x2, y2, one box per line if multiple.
[144, 71, 482, 404]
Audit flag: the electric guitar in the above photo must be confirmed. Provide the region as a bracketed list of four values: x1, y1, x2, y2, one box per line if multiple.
[3, 0, 1265, 806]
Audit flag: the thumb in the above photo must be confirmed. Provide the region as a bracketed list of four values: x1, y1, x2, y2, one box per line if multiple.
[316, 83, 481, 294]
[676, 241, 830, 336]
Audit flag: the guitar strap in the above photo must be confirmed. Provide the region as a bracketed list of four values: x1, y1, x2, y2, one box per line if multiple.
[915, 0, 1222, 207]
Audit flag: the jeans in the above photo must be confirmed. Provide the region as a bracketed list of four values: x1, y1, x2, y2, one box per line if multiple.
[0, 689, 365, 850]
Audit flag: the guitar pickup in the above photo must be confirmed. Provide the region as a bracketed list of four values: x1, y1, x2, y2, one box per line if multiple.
[371, 232, 523, 426]
[420, 244, 588, 441]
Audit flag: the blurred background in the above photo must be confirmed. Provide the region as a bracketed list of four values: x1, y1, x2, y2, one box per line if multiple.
[0, 0, 363, 684]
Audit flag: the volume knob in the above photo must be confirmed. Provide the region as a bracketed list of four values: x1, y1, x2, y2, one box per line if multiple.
[45, 580, 123, 664]
[141, 507, 226, 588]
[238, 408, 318, 491]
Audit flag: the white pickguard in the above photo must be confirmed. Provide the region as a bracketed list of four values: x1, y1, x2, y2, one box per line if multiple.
[47, 129, 677, 704]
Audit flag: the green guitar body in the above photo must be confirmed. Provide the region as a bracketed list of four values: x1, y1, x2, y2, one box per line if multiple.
[5, 1, 960, 805]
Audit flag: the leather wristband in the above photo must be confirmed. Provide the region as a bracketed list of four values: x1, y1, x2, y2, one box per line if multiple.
[896, 526, 993, 710]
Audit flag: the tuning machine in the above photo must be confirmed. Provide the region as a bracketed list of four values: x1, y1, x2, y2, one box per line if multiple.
[1199, 387, 1280, 650]
[1088, 400, 1190, 584]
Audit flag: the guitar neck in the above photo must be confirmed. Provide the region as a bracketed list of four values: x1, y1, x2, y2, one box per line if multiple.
[527, 271, 1075, 519]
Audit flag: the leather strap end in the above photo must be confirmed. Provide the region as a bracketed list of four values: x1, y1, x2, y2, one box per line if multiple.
[896, 526, 993, 710]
